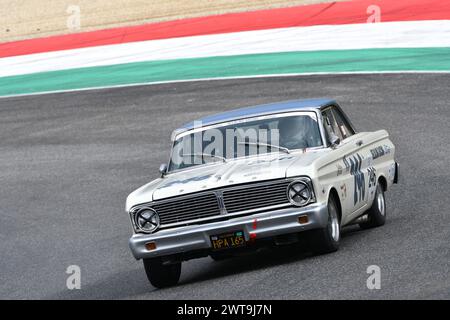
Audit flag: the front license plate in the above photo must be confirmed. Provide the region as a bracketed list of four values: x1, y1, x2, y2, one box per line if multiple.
[210, 231, 245, 251]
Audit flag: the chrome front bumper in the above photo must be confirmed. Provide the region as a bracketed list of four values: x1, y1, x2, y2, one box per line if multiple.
[128, 203, 329, 260]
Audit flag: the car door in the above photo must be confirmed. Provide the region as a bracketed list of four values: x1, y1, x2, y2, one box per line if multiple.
[322, 106, 369, 216]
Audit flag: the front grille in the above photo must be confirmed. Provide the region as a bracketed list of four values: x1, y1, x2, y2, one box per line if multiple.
[153, 192, 220, 225]
[222, 180, 291, 213]
[150, 179, 292, 228]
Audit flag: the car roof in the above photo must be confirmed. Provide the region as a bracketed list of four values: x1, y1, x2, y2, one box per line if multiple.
[175, 98, 336, 135]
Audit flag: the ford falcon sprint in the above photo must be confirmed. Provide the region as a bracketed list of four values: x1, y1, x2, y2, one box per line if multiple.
[126, 98, 399, 288]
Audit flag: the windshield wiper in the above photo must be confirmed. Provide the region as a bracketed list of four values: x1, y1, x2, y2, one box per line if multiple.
[237, 141, 290, 154]
[183, 153, 227, 162]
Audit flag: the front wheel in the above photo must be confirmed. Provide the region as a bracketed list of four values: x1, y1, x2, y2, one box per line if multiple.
[310, 196, 341, 254]
[359, 182, 386, 229]
[143, 258, 181, 288]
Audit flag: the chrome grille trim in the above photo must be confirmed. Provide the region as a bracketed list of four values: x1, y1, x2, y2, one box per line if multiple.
[132, 178, 298, 231]
[153, 192, 220, 226]
[158, 203, 291, 230]
[222, 180, 291, 213]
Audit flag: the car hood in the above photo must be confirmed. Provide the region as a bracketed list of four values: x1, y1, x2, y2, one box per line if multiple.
[126, 151, 325, 210]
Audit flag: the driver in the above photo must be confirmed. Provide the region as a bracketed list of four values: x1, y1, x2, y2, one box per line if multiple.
[278, 116, 319, 149]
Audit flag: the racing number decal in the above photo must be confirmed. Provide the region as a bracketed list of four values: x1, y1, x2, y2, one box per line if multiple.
[367, 167, 377, 198]
[344, 154, 365, 205]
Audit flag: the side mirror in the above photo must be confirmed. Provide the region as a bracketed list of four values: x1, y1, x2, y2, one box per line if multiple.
[159, 163, 168, 177]
[329, 133, 341, 147]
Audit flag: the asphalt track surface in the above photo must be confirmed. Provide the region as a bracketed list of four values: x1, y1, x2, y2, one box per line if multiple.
[0, 74, 449, 299]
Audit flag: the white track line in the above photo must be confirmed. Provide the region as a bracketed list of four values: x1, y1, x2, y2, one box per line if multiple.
[1, 71, 449, 99]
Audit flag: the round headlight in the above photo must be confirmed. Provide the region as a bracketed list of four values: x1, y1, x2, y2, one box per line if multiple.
[287, 180, 311, 206]
[134, 208, 160, 233]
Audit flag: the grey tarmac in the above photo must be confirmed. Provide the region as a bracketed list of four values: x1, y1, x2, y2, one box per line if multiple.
[0, 73, 448, 299]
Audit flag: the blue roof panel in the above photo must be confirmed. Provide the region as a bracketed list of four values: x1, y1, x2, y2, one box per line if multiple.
[178, 98, 334, 132]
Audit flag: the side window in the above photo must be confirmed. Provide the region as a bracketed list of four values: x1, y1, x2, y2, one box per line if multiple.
[322, 109, 343, 142]
[331, 107, 354, 140]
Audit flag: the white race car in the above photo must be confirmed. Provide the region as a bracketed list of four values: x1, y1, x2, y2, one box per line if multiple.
[126, 98, 399, 288]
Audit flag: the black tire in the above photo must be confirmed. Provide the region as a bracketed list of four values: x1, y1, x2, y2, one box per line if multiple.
[143, 258, 181, 288]
[359, 182, 386, 229]
[310, 195, 341, 254]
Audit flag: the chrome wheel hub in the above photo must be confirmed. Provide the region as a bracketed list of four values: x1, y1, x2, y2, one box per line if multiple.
[328, 202, 340, 242]
[377, 187, 386, 216]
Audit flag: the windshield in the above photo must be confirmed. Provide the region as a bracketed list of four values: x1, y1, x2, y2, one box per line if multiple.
[168, 112, 323, 172]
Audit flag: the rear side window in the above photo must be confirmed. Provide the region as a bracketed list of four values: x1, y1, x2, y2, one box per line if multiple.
[322, 108, 343, 142]
[331, 108, 354, 139]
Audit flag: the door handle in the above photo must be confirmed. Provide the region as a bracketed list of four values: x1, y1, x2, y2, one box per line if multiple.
[356, 140, 363, 146]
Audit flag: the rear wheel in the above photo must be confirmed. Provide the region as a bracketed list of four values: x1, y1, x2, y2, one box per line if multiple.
[359, 182, 386, 229]
[143, 258, 181, 288]
[310, 195, 341, 254]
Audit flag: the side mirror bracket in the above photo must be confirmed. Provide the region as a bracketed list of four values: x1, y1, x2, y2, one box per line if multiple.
[159, 163, 168, 177]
